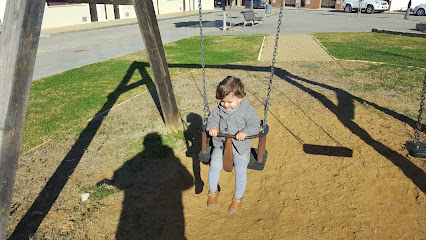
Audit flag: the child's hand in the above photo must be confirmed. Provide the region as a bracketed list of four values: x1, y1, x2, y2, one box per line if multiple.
[209, 127, 218, 137]
[236, 132, 247, 141]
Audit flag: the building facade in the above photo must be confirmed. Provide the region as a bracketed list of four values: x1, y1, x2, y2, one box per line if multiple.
[0, 0, 213, 29]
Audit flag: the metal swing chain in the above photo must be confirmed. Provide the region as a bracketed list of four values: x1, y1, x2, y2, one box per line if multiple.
[263, 0, 284, 129]
[413, 73, 426, 148]
[199, 0, 210, 125]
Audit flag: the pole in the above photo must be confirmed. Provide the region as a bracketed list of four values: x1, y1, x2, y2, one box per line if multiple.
[404, 0, 411, 20]
[104, 3, 108, 19]
[0, 0, 46, 238]
[229, 0, 233, 27]
[157, 0, 160, 14]
[222, 0, 227, 31]
[357, 0, 362, 17]
[133, 0, 180, 130]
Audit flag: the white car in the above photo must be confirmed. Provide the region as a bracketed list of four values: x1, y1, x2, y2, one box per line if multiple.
[343, 0, 389, 14]
[413, 4, 426, 16]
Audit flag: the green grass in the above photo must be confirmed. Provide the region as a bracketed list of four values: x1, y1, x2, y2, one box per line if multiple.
[313, 32, 426, 68]
[80, 185, 117, 201]
[23, 59, 152, 152]
[164, 35, 264, 65]
[22, 35, 263, 152]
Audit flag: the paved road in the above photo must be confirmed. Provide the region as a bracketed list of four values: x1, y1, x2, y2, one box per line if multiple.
[33, 8, 425, 81]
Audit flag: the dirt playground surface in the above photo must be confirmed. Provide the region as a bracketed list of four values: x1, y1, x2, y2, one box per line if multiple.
[6, 60, 426, 239]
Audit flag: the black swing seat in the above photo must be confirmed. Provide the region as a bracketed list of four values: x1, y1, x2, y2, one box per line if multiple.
[406, 141, 426, 158]
[199, 144, 268, 171]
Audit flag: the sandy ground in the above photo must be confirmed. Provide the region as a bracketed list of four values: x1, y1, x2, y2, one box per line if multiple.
[6, 59, 426, 239]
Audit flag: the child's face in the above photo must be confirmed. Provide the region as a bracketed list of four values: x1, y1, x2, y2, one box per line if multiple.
[220, 93, 242, 111]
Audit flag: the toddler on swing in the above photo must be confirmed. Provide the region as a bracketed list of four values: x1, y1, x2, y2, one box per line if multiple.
[206, 76, 260, 214]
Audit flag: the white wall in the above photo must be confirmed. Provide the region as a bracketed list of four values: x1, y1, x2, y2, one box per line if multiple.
[42, 3, 91, 29]
[389, 0, 426, 11]
[119, 5, 137, 18]
[0, 0, 7, 23]
[118, 0, 213, 17]
[156, 0, 213, 14]
[0, 0, 214, 29]
[96, 3, 115, 21]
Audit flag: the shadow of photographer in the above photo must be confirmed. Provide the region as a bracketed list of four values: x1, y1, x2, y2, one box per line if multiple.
[113, 132, 193, 239]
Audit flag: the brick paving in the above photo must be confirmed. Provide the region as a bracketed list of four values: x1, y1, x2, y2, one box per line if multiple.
[259, 34, 334, 62]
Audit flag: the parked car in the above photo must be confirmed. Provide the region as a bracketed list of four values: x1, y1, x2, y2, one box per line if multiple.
[245, 0, 267, 9]
[342, 0, 389, 13]
[214, 0, 222, 7]
[413, 4, 426, 16]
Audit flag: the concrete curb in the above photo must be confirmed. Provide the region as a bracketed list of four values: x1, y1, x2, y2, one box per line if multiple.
[372, 28, 426, 38]
[257, 35, 267, 61]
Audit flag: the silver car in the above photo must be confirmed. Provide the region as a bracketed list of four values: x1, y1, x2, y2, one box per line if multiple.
[414, 4, 426, 16]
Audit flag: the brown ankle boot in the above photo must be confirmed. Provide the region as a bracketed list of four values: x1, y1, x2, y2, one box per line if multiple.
[228, 196, 243, 214]
[207, 191, 218, 207]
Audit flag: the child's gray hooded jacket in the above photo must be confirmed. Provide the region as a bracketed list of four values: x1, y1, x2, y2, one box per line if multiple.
[206, 99, 261, 157]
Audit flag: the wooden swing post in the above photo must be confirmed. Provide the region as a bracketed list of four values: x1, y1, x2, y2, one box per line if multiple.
[0, 1, 46, 238]
[133, 0, 180, 131]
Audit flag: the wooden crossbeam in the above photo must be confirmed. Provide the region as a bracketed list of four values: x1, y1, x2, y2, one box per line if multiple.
[46, 0, 133, 5]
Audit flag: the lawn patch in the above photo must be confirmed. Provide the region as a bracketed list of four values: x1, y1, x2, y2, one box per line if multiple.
[313, 32, 426, 68]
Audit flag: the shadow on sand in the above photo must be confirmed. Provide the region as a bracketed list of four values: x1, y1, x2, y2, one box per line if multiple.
[9, 61, 161, 239]
[9, 61, 425, 238]
[113, 132, 193, 239]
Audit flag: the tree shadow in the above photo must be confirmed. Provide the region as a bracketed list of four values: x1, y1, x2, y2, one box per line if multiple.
[113, 132, 193, 239]
[9, 61, 163, 239]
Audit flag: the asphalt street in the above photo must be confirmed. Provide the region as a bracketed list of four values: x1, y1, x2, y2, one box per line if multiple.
[33, 7, 425, 81]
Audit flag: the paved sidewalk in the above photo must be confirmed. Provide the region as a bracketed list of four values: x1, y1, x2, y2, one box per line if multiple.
[259, 34, 334, 62]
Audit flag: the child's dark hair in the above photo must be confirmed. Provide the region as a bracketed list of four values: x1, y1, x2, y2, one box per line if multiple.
[216, 76, 246, 100]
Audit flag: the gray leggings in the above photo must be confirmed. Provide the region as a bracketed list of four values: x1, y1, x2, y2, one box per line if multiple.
[208, 146, 249, 198]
